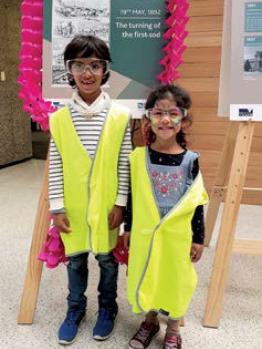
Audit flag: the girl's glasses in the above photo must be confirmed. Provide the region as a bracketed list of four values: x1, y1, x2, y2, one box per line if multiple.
[145, 107, 187, 122]
[66, 58, 109, 75]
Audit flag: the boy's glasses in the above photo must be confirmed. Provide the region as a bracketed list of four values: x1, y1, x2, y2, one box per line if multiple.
[66, 58, 109, 75]
[145, 107, 187, 123]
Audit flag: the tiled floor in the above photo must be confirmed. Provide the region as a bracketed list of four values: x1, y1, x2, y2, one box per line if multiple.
[0, 159, 261, 349]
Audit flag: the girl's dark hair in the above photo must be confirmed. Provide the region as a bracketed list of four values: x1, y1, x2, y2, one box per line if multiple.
[64, 35, 112, 87]
[144, 84, 192, 148]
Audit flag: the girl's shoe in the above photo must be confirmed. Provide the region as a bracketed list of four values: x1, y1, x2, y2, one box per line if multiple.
[163, 334, 182, 349]
[128, 321, 160, 349]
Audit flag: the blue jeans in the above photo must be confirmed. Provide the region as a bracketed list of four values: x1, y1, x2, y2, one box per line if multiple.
[66, 252, 118, 313]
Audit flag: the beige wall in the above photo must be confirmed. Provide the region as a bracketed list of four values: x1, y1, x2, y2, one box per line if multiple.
[0, 0, 32, 166]
[180, 0, 262, 204]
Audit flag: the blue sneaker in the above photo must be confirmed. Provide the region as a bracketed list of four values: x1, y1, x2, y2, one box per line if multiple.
[58, 310, 85, 345]
[93, 308, 118, 341]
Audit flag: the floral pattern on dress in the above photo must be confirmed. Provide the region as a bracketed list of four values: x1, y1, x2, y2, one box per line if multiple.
[150, 168, 185, 198]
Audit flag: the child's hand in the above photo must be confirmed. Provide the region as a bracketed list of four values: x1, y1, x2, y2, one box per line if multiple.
[190, 243, 204, 263]
[108, 205, 125, 229]
[52, 213, 71, 233]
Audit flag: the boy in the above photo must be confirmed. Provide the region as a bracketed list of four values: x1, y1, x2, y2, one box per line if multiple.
[48, 35, 132, 345]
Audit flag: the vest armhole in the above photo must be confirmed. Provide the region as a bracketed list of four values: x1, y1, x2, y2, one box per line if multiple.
[49, 106, 70, 155]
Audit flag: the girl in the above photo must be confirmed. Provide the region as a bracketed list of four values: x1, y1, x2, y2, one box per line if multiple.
[48, 35, 132, 344]
[124, 85, 208, 349]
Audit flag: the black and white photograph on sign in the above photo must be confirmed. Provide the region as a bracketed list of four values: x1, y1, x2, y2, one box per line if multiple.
[244, 41, 262, 76]
[51, 0, 110, 85]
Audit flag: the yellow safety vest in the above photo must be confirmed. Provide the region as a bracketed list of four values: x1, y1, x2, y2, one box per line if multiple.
[49, 103, 130, 256]
[127, 147, 208, 319]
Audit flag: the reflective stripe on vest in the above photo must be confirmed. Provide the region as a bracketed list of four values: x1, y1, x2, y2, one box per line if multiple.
[127, 147, 209, 318]
[49, 103, 129, 255]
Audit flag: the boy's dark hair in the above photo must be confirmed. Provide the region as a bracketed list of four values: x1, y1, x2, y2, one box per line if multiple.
[64, 35, 112, 87]
[144, 84, 192, 148]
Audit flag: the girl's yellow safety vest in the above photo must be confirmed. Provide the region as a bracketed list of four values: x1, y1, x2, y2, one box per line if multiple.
[49, 103, 130, 256]
[127, 147, 208, 319]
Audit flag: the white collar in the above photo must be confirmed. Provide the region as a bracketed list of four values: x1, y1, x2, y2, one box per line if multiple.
[70, 90, 111, 118]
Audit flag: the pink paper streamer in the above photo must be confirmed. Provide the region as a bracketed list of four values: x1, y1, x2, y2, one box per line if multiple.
[158, 0, 190, 84]
[38, 224, 68, 269]
[18, 0, 57, 132]
[19, 1, 63, 269]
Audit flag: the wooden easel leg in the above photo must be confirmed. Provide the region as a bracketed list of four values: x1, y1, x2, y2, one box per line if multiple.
[204, 189, 224, 246]
[204, 122, 238, 246]
[17, 159, 49, 324]
[203, 122, 254, 328]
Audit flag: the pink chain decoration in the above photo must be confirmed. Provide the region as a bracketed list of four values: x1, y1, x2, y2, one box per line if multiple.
[38, 223, 69, 268]
[18, 1, 60, 269]
[18, 0, 57, 132]
[158, 0, 190, 84]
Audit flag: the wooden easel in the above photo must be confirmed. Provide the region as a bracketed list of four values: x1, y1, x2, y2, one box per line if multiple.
[202, 120, 262, 328]
[17, 158, 49, 324]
